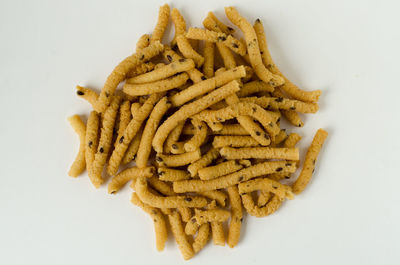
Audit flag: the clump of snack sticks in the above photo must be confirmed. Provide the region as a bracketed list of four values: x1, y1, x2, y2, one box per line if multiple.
[68, 4, 328, 260]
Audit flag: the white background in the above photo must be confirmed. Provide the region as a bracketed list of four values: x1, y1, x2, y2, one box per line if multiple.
[1, 0, 399, 264]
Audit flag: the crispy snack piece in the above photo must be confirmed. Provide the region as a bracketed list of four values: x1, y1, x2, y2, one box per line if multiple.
[198, 160, 243, 180]
[238, 178, 294, 200]
[227, 185, 242, 248]
[197, 190, 228, 207]
[292, 129, 328, 194]
[156, 149, 201, 167]
[241, 193, 283, 217]
[152, 80, 240, 153]
[179, 207, 193, 223]
[68, 115, 86, 177]
[212, 135, 260, 148]
[187, 148, 220, 177]
[126, 62, 155, 79]
[115, 100, 131, 146]
[136, 34, 150, 52]
[185, 209, 230, 235]
[95, 42, 164, 113]
[108, 166, 155, 194]
[219, 147, 299, 160]
[136, 177, 208, 208]
[76, 85, 98, 108]
[171, 8, 186, 35]
[131, 193, 168, 252]
[126, 59, 194, 84]
[209, 200, 225, 246]
[92, 96, 121, 187]
[236, 81, 274, 97]
[173, 161, 296, 193]
[124, 73, 189, 96]
[184, 120, 207, 152]
[271, 88, 304, 127]
[164, 121, 185, 154]
[150, 4, 170, 44]
[168, 211, 195, 260]
[271, 129, 288, 147]
[284, 133, 302, 148]
[176, 35, 205, 68]
[242, 96, 319, 113]
[107, 93, 164, 176]
[224, 7, 284, 86]
[158, 167, 191, 181]
[136, 97, 170, 168]
[122, 124, 144, 164]
[203, 41, 215, 78]
[242, 66, 254, 82]
[85, 111, 100, 181]
[254, 19, 321, 102]
[203, 11, 235, 35]
[192, 223, 210, 253]
[169, 66, 245, 107]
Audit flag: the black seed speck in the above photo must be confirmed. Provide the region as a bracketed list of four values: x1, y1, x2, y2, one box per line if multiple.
[275, 97, 284, 103]
[285, 163, 292, 166]
[272, 185, 278, 189]
[233, 68, 237, 72]
[172, 144, 178, 150]
[167, 55, 172, 62]
[179, 58, 185, 62]
[140, 54, 145, 60]
[240, 217, 243, 222]
[99, 147, 104, 153]
[191, 218, 196, 223]
[260, 51, 264, 54]
[290, 106, 296, 110]
[277, 118, 281, 123]
[77, 90, 84, 96]
[255, 18, 261, 23]
[238, 176, 244, 182]
[285, 176, 290, 179]
[269, 122, 273, 127]
[253, 38, 256, 42]
[218, 36, 227, 41]
[252, 107, 257, 112]
[264, 134, 270, 139]
[276, 167, 283, 172]
[298, 123, 302, 127]
[184, 197, 192, 202]
[105, 92, 110, 97]
[232, 42, 239, 48]
[198, 125, 203, 130]
[119, 136, 124, 143]
[88, 141, 93, 148]
[255, 131, 261, 136]
[201, 76, 206, 80]
[312, 168, 315, 173]
[156, 156, 163, 162]
[235, 160, 241, 166]
[313, 159, 316, 165]
[227, 26, 234, 32]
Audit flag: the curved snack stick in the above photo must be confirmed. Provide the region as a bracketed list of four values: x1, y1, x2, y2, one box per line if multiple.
[126, 62, 155, 79]
[158, 167, 191, 181]
[292, 129, 328, 194]
[173, 161, 296, 193]
[121, 124, 143, 164]
[216, 42, 236, 69]
[107, 93, 164, 176]
[136, 97, 170, 168]
[197, 190, 228, 207]
[206, 121, 223, 132]
[150, 4, 170, 44]
[108, 166, 155, 194]
[131, 193, 168, 252]
[184, 120, 207, 152]
[206, 124, 248, 136]
[198, 160, 243, 180]
[272, 88, 304, 127]
[68, 115, 86, 177]
[95, 42, 164, 113]
[124, 73, 189, 96]
[85, 111, 100, 180]
[155, 149, 201, 167]
[238, 178, 294, 200]
[147, 176, 175, 196]
[242, 66, 254, 83]
[208, 200, 225, 246]
[168, 211, 195, 260]
[220, 147, 299, 160]
[185, 209, 230, 235]
[92, 96, 121, 187]
[224, 7, 284, 86]
[164, 121, 185, 154]
[257, 191, 273, 207]
[271, 129, 288, 147]
[136, 34, 150, 52]
[187, 148, 220, 177]
[179, 207, 193, 223]
[76, 85, 98, 108]
[115, 100, 131, 147]
[283, 133, 302, 148]
[227, 185, 242, 248]
[241, 193, 282, 217]
[203, 41, 215, 78]
[254, 19, 321, 102]
[126, 59, 194, 84]
[203, 11, 235, 35]
[136, 177, 207, 208]
[169, 66, 245, 107]
[241, 96, 319, 113]
[152, 80, 241, 153]
[212, 135, 260, 148]
[236, 81, 274, 97]
[192, 223, 210, 253]
[176, 34, 204, 68]
[171, 8, 186, 35]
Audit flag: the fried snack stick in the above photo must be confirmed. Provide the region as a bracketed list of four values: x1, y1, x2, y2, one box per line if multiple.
[236, 81, 274, 97]
[227, 185, 242, 248]
[207, 200, 225, 246]
[204, 12, 235, 35]
[186, 28, 246, 56]
[152, 80, 241, 153]
[108, 166, 155, 194]
[220, 147, 299, 160]
[85, 111, 100, 180]
[212, 136, 260, 148]
[254, 19, 321, 103]
[270, 129, 288, 147]
[173, 161, 296, 193]
[184, 123, 249, 136]
[292, 129, 328, 194]
[192, 223, 210, 253]
[197, 190, 228, 207]
[198, 160, 243, 180]
[185, 209, 230, 235]
[271, 88, 304, 127]
[203, 41, 215, 78]
[126, 59, 194, 84]
[158, 167, 191, 181]
[126, 62, 155, 79]
[168, 211, 195, 260]
[76, 85, 98, 108]
[241, 193, 283, 217]
[284, 133, 302, 148]
[164, 121, 185, 154]
[131, 193, 168, 252]
[136, 177, 207, 208]
[107, 93, 164, 176]
[242, 66, 254, 82]
[124, 73, 189, 96]
[187, 148, 220, 177]
[184, 120, 207, 152]
[114, 100, 131, 147]
[169, 66, 245, 107]
[150, 4, 170, 44]
[95, 42, 164, 113]
[91, 96, 121, 187]
[155, 149, 201, 167]
[136, 34, 150, 52]
[224, 7, 284, 86]
[122, 125, 143, 164]
[238, 178, 294, 200]
[68, 115, 86, 177]
[136, 97, 170, 168]
[241, 96, 319, 113]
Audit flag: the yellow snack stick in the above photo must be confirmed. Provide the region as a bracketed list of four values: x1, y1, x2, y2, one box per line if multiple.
[147, 176, 175, 196]
[168, 211, 195, 260]
[270, 87, 303, 127]
[284, 133, 302, 148]
[254, 19, 321, 102]
[124, 73, 189, 96]
[216, 42, 236, 69]
[212, 135, 260, 148]
[220, 147, 299, 160]
[208, 200, 225, 246]
[241, 96, 319, 113]
[171, 8, 186, 35]
[197, 190, 228, 207]
[95, 42, 164, 113]
[179, 207, 193, 223]
[158, 167, 191, 181]
[241, 193, 282, 217]
[67, 115, 86, 177]
[121, 124, 144, 165]
[271, 129, 288, 147]
[198, 160, 243, 180]
[76, 85, 98, 108]
[203, 41, 215, 78]
[196, 124, 247, 136]
[164, 121, 185, 154]
[107, 93, 164, 176]
[108, 166, 155, 194]
[224, 7, 284, 86]
[85, 111, 100, 181]
[236, 80, 274, 97]
[206, 121, 224, 132]
[126, 62, 155, 79]
[131, 193, 168, 252]
[187, 148, 220, 177]
[184, 120, 207, 152]
[242, 66, 254, 82]
[292, 129, 328, 194]
[155, 149, 201, 167]
[114, 100, 131, 147]
[192, 223, 210, 253]
[238, 178, 294, 200]
[136, 97, 170, 168]
[185, 209, 230, 235]
[152, 80, 240, 153]
[227, 185, 243, 248]
[136, 34, 150, 52]
[150, 4, 170, 44]
[203, 11, 235, 35]
[176, 34, 205, 68]
[173, 161, 297, 193]
[257, 191, 273, 207]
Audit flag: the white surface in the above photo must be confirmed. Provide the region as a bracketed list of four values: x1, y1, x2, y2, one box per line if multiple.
[1, 0, 400, 264]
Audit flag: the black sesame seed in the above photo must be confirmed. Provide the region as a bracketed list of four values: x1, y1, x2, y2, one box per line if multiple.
[179, 58, 185, 62]
[253, 38, 256, 42]
[119, 136, 124, 143]
[201, 76, 207, 80]
[275, 97, 284, 102]
[238, 176, 244, 182]
[232, 42, 239, 48]
[313, 159, 316, 165]
[156, 156, 163, 162]
[191, 218, 196, 223]
[99, 147, 104, 153]
[285, 163, 292, 166]
[218, 36, 227, 41]
[255, 131, 261, 136]
[272, 185, 278, 189]
[285, 176, 290, 179]
[255, 18, 261, 23]
[277, 118, 281, 123]
[269, 122, 273, 127]
[227, 26, 234, 32]
[276, 167, 283, 172]
[312, 168, 315, 173]
[198, 125, 203, 130]
[290, 106, 296, 110]
[264, 133, 270, 139]
[77, 90, 84, 96]
[240, 217, 243, 222]
[172, 144, 178, 150]
[184, 197, 192, 202]
[105, 92, 110, 97]
[260, 51, 264, 54]
[158, 171, 164, 175]
[88, 141, 93, 148]
[233, 68, 237, 72]
[140, 54, 145, 60]
[167, 55, 172, 62]
[252, 107, 257, 112]
[298, 123, 302, 127]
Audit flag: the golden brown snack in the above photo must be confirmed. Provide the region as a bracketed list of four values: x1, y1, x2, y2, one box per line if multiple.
[219, 146, 299, 160]
[227, 185, 242, 248]
[203, 12, 235, 35]
[168, 211, 195, 260]
[241, 96, 319, 113]
[271, 88, 304, 127]
[212, 135, 260, 148]
[76, 85, 98, 108]
[271, 129, 288, 147]
[155, 149, 201, 167]
[283, 133, 302, 148]
[121, 124, 144, 164]
[192, 223, 210, 253]
[126, 62, 155, 78]
[198, 160, 243, 180]
[238, 178, 294, 200]
[197, 190, 228, 207]
[164, 121, 185, 154]
[292, 129, 328, 194]
[150, 4, 170, 44]
[115, 100, 131, 146]
[176, 35, 205, 68]
[241, 193, 282, 217]
[187, 148, 220, 177]
[158, 167, 191, 181]
[185, 209, 230, 235]
[236, 81, 274, 97]
[184, 120, 207, 152]
[68, 115, 86, 177]
[203, 41, 215, 78]
[136, 34, 150, 52]
[108, 166, 155, 194]
[85, 111, 100, 182]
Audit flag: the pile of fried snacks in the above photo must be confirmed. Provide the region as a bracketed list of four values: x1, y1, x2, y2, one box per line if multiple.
[68, 4, 328, 260]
